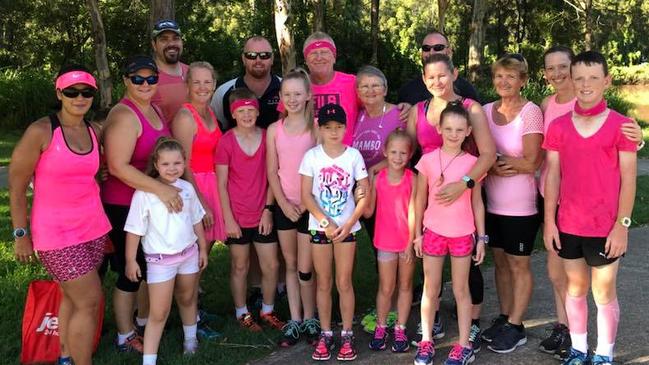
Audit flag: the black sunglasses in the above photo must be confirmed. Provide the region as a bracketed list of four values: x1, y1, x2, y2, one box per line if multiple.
[243, 52, 272, 60]
[129, 75, 159, 85]
[61, 88, 96, 98]
[421, 44, 447, 52]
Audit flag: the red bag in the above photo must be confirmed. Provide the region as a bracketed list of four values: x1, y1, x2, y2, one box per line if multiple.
[20, 280, 105, 364]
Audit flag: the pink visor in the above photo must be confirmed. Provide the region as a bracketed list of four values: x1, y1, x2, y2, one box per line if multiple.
[55, 70, 97, 90]
[303, 40, 337, 59]
[230, 98, 259, 114]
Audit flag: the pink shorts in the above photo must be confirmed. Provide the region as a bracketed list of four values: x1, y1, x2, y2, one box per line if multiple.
[38, 235, 107, 282]
[422, 230, 474, 257]
[145, 244, 199, 284]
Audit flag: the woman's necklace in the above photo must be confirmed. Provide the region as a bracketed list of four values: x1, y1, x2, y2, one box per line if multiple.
[437, 149, 464, 186]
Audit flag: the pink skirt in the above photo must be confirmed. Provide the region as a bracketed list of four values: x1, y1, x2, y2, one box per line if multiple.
[193, 171, 226, 242]
[38, 235, 107, 282]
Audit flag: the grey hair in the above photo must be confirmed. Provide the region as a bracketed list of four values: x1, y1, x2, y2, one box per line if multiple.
[356, 65, 388, 91]
[303, 31, 336, 51]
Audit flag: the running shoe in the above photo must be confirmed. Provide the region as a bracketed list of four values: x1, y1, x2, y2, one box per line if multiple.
[539, 323, 569, 354]
[562, 347, 590, 365]
[468, 324, 482, 353]
[369, 325, 388, 351]
[183, 338, 199, 355]
[554, 326, 572, 361]
[481, 314, 508, 343]
[197, 322, 223, 340]
[412, 317, 445, 347]
[392, 326, 410, 353]
[591, 354, 613, 365]
[238, 312, 262, 332]
[487, 323, 527, 353]
[312, 333, 335, 361]
[198, 308, 220, 324]
[301, 318, 321, 346]
[443, 343, 475, 365]
[57, 357, 73, 365]
[116, 332, 144, 353]
[260, 311, 285, 330]
[414, 340, 435, 365]
[278, 320, 301, 348]
[337, 334, 358, 361]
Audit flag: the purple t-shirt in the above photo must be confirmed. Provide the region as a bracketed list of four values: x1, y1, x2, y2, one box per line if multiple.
[352, 106, 402, 169]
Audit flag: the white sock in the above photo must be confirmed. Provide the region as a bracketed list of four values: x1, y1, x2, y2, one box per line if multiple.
[595, 342, 614, 359]
[183, 324, 197, 341]
[571, 332, 588, 353]
[142, 354, 157, 365]
[341, 329, 353, 337]
[235, 305, 249, 318]
[117, 330, 135, 345]
[261, 302, 274, 315]
[323, 330, 333, 337]
[135, 317, 148, 327]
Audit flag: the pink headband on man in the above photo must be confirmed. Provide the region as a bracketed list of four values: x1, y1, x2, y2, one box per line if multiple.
[303, 40, 337, 59]
[55, 70, 97, 90]
[230, 99, 260, 114]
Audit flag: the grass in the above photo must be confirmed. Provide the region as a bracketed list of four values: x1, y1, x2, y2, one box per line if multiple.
[0, 130, 21, 166]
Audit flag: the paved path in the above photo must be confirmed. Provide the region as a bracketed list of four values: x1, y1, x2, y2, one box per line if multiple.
[253, 227, 649, 365]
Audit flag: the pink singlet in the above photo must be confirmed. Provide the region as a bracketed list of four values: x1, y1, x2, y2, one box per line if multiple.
[538, 94, 576, 196]
[373, 169, 413, 252]
[101, 98, 170, 206]
[416, 98, 477, 154]
[275, 119, 316, 205]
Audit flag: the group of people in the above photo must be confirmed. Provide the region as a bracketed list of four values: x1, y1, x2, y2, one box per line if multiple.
[8, 18, 640, 365]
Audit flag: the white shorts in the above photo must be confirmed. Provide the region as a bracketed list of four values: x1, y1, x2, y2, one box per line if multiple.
[146, 244, 199, 284]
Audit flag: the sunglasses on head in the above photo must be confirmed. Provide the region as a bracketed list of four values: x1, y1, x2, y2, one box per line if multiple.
[243, 52, 272, 60]
[505, 53, 526, 62]
[421, 44, 447, 52]
[129, 74, 159, 85]
[61, 88, 96, 98]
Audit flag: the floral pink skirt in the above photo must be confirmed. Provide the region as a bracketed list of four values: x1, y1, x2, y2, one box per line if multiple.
[38, 235, 107, 282]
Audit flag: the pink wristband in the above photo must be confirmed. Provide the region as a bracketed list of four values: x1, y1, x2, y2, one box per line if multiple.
[303, 40, 337, 59]
[230, 99, 259, 114]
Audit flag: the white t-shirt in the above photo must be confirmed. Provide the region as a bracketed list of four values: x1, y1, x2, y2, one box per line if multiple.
[298, 145, 368, 232]
[124, 179, 205, 255]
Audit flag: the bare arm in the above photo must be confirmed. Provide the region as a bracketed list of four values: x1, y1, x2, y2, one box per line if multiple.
[543, 150, 561, 251]
[266, 123, 301, 221]
[334, 177, 370, 242]
[363, 177, 377, 218]
[606, 150, 636, 258]
[124, 232, 142, 281]
[500, 133, 544, 174]
[413, 172, 428, 257]
[217, 164, 241, 238]
[471, 183, 486, 265]
[464, 103, 497, 181]
[406, 105, 420, 152]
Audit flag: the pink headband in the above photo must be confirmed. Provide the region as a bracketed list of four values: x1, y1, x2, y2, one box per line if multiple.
[55, 70, 97, 90]
[303, 40, 337, 59]
[230, 98, 259, 114]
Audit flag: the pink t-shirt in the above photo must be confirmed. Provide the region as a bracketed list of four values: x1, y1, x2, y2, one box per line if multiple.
[215, 129, 267, 228]
[543, 109, 637, 237]
[311, 71, 361, 146]
[539, 95, 576, 196]
[275, 120, 316, 205]
[416, 149, 478, 237]
[484, 101, 544, 216]
[374, 169, 414, 252]
[151, 63, 189, 123]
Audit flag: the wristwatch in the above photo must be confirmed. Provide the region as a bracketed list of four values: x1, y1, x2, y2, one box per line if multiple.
[263, 204, 274, 213]
[318, 217, 330, 229]
[13, 227, 28, 239]
[477, 235, 489, 244]
[638, 140, 645, 151]
[620, 216, 632, 228]
[462, 175, 475, 189]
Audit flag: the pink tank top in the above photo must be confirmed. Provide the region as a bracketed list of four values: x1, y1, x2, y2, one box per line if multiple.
[184, 103, 222, 173]
[31, 115, 112, 251]
[539, 94, 576, 196]
[416, 98, 476, 154]
[275, 119, 315, 205]
[101, 98, 170, 206]
[374, 169, 414, 252]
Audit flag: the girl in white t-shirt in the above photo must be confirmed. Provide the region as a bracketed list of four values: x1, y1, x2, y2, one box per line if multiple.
[124, 138, 208, 365]
[299, 103, 369, 361]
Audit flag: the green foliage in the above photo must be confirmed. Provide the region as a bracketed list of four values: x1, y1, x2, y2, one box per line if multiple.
[0, 69, 58, 129]
[611, 64, 649, 85]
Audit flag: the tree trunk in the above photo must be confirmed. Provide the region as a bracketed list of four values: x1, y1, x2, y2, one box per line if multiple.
[150, 0, 175, 31]
[274, 0, 296, 74]
[313, 0, 326, 31]
[438, 0, 450, 33]
[86, 0, 112, 110]
[583, 0, 593, 50]
[468, 0, 487, 83]
[370, 0, 379, 66]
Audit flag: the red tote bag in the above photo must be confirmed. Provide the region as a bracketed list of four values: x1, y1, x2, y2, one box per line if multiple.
[20, 280, 104, 364]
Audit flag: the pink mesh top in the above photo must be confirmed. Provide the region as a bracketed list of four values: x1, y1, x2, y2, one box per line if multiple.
[183, 103, 222, 173]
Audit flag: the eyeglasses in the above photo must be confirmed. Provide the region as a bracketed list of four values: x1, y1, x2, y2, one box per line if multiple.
[61, 88, 96, 98]
[358, 83, 385, 92]
[129, 75, 159, 85]
[421, 44, 447, 52]
[243, 52, 272, 60]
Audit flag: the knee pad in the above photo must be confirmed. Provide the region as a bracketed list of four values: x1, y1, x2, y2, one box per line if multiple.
[298, 271, 312, 281]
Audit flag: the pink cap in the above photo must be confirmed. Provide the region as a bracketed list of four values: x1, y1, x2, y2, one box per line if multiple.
[303, 40, 337, 59]
[230, 98, 260, 114]
[55, 70, 97, 90]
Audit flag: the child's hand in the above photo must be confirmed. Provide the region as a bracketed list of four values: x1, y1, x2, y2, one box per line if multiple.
[435, 181, 466, 206]
[402, 245, 415, 264]
[543, 221, 561, 252]
[324, 220, 339, 240]
[202, 206, 214, 228]
[332, 222, 352, 243]
[279, 201, 302, 222]
[225, 217, 242, 239]
[354, 185, 366, 203]
[413, 235, 423, 258]
[473, 242, 485, 265]
[259, 210, 273, 235]
[125, 260, 141, 282]
[606, 223, 628, 258]
[198, 250, 209, 271]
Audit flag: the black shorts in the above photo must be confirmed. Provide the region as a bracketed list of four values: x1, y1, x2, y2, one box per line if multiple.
[310, 230, 356, 244]
[273, 207, 309, 234]
[102, 203, 146, 292]
[486, 212, 540, 256]
[225, 227, 278, 245]
[558, 232, 620, 267]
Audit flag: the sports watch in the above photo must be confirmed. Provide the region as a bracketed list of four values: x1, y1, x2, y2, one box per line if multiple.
[462, 175, 475, 189]
[477, 235, 489, 244]
[13, 227, 28, 239]
[318, 217, 330, 229]
[620, 217, 632, 228]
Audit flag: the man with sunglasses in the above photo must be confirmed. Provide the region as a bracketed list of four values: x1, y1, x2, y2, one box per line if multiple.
[397, 31, 480, 107]
[150, 19, 189, 123]
[211, 36, 281, 130]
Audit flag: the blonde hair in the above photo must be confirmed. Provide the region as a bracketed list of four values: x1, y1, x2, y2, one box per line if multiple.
[281, 67, 315, 136]
[384, 128, 413, 155]
[492, 53, 529, 81]
[147, 137, 186, 178]
[186, 61, 217, 85]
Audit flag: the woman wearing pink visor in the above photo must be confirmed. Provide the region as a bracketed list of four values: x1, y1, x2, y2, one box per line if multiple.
[9, 65, 111, 365]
